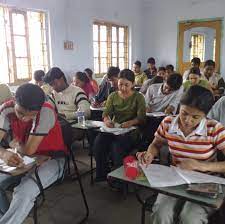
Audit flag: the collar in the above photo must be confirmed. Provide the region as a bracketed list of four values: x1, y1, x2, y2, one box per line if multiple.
[168, 116, 208, 137]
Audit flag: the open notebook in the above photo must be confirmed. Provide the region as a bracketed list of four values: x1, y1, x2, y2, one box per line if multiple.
[140, 164, 225, 188]
[0, 156, 35, 173]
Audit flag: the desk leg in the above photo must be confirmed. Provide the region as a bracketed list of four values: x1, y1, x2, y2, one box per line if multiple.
[90, 148, 94, 185]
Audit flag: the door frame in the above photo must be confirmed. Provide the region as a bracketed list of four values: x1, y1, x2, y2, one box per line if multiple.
[177, 18, 223, 75]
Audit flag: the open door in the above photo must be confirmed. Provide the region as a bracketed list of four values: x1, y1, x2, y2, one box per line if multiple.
[177, 19, 222, 75]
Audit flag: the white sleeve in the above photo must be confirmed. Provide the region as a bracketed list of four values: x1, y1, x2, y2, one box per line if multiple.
[145, 86, 153, 107]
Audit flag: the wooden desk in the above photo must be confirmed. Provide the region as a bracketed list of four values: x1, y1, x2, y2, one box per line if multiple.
[108, 166, 225, 209]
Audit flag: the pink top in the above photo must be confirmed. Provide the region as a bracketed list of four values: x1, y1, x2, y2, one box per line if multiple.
[83, 82, 95, 99]
[90, 79, 99, 94]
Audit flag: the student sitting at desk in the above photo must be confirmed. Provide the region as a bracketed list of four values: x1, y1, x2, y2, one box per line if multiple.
[202, 60, 225, 99]
[208, 96, 225, 126]
[183, 67, 212, 92]
[33, 70, 53, 95]
[183, 57, 202, 82]
[133, 60, 148, 87]
[44, 67, 90, 120]
[165, 64, 174, 78]
[137, 85, 225, 224]
[72, 71, 96, 99]
[0, 83, 12, 105]
[84, 68, 99, 93]
[144, 57, 157, 79]
[92, 66, 120, 107]
[93, 69, 146, 181]
[0, 83, 67, 224]
[145, 73, 183, 114]
[140, 67, 166, 95]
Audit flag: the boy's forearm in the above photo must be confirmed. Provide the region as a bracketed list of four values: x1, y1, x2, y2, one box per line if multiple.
[146, 143, 160, 158]
[199, 161, 225, 173]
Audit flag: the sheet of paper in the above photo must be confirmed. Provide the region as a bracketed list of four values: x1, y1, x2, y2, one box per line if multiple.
[85, 120, 104, 128]
[146, 112, 166, 117]
[0, 155, 35, 173]
[173, 167, 225, 185]
[90, 106, 105, 111]
[140, 164, 186, 187]
[23, 156, 35, 165]
[100, 125, 136, 135]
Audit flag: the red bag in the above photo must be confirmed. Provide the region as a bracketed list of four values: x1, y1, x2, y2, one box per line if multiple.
[123, 155, 139, 180]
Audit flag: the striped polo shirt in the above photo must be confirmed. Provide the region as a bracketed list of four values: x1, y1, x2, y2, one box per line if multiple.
[155, 115, 225, 165]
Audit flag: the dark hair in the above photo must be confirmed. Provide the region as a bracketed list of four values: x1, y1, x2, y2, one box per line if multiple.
[204, 60, 216, 68]
[44, 67, 67, 84]
[33, 70, 45, 82]
[180, 85, 214, 114]
[75, 72, 90, 84]
[188, 67, 201, 76]
[152, 76, 164, 84]
[15, 83, 45, 111]
[84, 68, 93, 79]
[147, 57, 156, 64]
[158, 66, 166, 72]
[119, 69, 135, 83]
[107, 66, 120, 79]
[165, 64, 174, 71]
[166, 73, 183, 91]
[134, 60, 141, 67]
[191, 57, 201, 65]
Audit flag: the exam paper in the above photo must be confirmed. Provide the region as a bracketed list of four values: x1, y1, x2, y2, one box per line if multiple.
[140, 164, 186, 187]
[0, 156, 35, 173]
[146, 112, 166, 117]
[140, 164, 225, 187]
[173, 167, 225, 185]
[100, 125, 136, 135]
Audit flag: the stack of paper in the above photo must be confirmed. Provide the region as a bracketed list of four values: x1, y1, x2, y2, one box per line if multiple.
[100, 125, 136, 135]
[146, 112, 166, 117]
[140, 164, 225, 188]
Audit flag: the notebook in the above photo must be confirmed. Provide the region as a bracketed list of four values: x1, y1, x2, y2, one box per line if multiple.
[140, 164, 225, 188]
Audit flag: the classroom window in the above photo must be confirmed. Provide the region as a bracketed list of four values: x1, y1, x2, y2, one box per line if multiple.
[93, 22, 129, 78]
[0, 6, 49, 84]
[190, 34, 205, 62]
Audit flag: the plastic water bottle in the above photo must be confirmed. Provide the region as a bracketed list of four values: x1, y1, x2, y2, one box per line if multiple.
[76, 107, 85, 126]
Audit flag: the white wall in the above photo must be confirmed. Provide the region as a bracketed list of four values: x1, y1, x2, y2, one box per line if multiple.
[0, 0, 144, 81]
[142, 0, 225, 75]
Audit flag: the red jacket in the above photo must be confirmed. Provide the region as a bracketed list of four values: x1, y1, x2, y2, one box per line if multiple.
[1, 100, 67, 156]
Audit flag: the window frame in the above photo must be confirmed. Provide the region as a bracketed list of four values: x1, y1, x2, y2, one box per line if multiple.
[0, 5, 50, 85]
[93, 21, 129, 78]
[190, 33, 205, 62]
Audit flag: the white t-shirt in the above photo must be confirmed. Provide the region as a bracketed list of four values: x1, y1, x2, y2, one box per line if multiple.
[51, 85, 90, 120]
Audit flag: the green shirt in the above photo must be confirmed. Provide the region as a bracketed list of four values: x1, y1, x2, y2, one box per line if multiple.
[183, 79, 209, 91]
[103, 91, 146, 124]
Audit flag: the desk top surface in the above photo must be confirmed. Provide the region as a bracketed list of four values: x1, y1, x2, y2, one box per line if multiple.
[108, 166, 225, 209]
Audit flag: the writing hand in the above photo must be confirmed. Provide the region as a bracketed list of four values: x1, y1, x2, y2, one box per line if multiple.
[3, 150, 24, 167]
[136, 151, 154, 166]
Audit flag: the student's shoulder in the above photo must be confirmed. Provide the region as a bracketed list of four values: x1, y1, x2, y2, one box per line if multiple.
[0, 100, 15, 116]
[108, 91, 118, 99]
[133, 90, 145, 100]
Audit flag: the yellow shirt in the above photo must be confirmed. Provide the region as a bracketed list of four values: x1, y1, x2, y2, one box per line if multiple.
[134, 72, 148, 86]
[0, 83, 12, 104]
